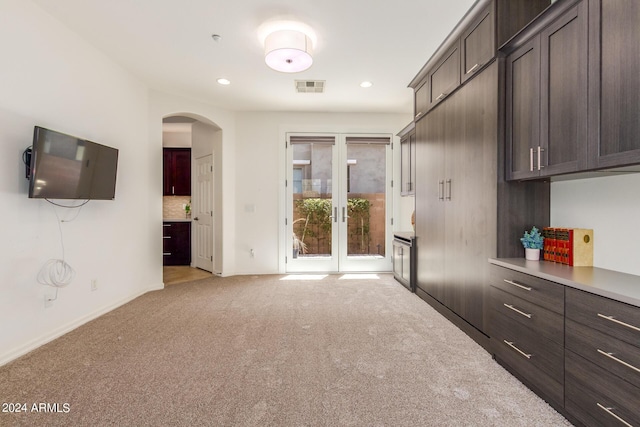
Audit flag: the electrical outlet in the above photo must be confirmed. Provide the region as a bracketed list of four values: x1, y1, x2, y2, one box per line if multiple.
[44, 294, 54, 308]
[91, 279, 98, 291]
[250, 249, 255, 258]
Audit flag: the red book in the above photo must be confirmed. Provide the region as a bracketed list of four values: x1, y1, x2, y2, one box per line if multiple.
[542, 227, 556, 262]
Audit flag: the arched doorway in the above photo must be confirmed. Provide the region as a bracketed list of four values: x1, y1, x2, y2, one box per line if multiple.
[162, 114, 222, 284]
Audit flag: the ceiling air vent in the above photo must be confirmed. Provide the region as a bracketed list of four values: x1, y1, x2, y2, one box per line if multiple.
[295, 80, 325, 93]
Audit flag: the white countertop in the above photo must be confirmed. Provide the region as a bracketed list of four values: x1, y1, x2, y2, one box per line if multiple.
[163, 218, 192, 223]
[489, 258, 640, 307]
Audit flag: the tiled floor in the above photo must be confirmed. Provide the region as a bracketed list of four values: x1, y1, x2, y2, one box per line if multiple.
[163, 266, 212, 286]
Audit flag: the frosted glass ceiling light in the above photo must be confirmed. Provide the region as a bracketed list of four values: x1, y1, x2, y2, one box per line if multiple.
[264, 29, 313, 73]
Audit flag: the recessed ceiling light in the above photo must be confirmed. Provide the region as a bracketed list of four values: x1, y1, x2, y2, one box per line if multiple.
[360, 81, 373, 88]
[217, 78, 231, 85]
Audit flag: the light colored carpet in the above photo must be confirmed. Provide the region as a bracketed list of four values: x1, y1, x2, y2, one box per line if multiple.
[0, 274, 571, 426]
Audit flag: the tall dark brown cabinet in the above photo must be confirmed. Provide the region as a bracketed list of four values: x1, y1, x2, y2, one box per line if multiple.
[410, 0, 551, 345]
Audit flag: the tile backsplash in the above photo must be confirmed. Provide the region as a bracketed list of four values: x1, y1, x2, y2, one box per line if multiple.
[163, 196, 191, 219]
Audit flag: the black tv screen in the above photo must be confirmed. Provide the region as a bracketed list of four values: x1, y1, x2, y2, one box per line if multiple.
[28, 126, 119, 200]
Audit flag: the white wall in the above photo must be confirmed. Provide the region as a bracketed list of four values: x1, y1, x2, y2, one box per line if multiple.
[550, 173, 640, 276]
[234, 111, 411, 274]
[0, 0, 159, 365]
[148, 90, 236, 276]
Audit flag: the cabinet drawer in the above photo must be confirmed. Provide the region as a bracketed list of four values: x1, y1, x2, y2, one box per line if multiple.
[491, 310, 564, 385]
[566, 287, 640, 347]
[489, 265, 564, 314]
[566, 350, 640, 427]
[566, 318, 640, 390]
[490, 286, 563, 344]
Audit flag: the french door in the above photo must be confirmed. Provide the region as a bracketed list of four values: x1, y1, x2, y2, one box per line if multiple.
[285, 133, 392, 273]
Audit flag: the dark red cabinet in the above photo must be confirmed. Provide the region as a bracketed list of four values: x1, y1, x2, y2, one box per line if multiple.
[163, 148, 191, 196]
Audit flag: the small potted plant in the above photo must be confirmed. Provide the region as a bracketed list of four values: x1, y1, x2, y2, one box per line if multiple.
[183, 201, 191, 218]
[521, 226, 544, 261]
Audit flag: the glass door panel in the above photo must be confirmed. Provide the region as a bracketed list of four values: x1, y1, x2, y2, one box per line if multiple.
[340, 136, 392, 272]
[287, 135, 338, 272]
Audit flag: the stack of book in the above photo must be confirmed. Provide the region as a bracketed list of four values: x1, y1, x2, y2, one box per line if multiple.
[542, 227, 593, 266]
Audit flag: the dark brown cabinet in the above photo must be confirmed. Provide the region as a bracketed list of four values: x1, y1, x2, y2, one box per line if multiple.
[460, 4, 495, 84]
[427, 43, 460, 110]
[163, 148, 191, 196]
[505, 0, 588, 180]
[587, 0, 640, 169]
[415, 62, 498, 334]
[565, 288, 640, 427]
[414, 81, 428, 121]
[163, 221, 191, 266]
[392, 233, 415, 292]
[398, 122, 415, 196]
[488, 265, 565, 407]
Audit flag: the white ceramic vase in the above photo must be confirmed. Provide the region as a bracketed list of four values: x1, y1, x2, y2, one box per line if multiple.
[525, 248, 541, 261]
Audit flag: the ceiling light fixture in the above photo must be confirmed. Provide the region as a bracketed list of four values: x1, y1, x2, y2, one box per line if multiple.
[360, 81, 373, 88]
[262, 25, 314, 73]
[217, 78, 230, 85]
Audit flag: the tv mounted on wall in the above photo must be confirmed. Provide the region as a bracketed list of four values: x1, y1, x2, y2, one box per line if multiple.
[28, 126, 119, 200]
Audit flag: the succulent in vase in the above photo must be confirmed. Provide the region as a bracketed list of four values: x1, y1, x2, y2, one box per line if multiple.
[520, 226, 544, 250]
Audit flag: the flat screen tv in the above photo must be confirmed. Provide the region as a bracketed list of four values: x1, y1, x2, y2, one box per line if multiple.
[28, 126, 119, 200]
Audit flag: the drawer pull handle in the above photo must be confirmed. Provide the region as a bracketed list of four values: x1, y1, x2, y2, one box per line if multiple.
[163, 236, 171, 239]
[503, 340, 532, 359]
[596, 403, 633, 427]
[436, 92, 447, 101]
[597, 313, 640, 332]
[163, 252, 171, 256]
[504, 303, 532, 319]
[503, 279, 532, 291]
[597, 349, 640, 374]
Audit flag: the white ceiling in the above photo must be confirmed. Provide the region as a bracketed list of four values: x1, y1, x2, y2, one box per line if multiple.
[32, 0, 476, 114]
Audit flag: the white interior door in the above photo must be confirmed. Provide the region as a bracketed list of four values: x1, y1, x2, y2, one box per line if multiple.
[285, 133, 392, 273]
[194, 154, 213, 272]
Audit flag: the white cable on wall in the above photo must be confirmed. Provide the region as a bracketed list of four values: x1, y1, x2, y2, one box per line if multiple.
[37, 200, 85, 290]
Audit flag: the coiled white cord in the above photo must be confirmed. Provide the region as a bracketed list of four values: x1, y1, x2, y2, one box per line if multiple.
[38, 201, 82, 290]
[37, 259, 75, 287]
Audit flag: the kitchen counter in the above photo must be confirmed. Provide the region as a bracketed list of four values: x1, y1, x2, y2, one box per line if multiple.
[163, 218, 192, 223]
[489, 258, 640, 307]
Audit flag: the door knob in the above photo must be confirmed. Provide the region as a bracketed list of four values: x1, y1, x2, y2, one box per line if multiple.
[194, 217, 199, 221]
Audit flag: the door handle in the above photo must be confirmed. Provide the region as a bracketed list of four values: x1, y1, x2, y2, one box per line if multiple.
[446, 179, 452, 200]
[529, 148, 534, 172]
[193, 217, 199, 221]
[342, 207, 348, 222]
[332, 207, 338, 223]
[537, 146, 544, 171]
[438, 180, 444, 201]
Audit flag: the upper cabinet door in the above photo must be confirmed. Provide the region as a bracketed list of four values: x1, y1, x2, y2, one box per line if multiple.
[460, 4, 495, 84]
[414, 80, 429, 121]
[588, 0, 640, 169]
[163, 148, 191, 196]
[506, 37, 541, 180]
[428, 43, 460, 110]
[540, 1, 588, 175]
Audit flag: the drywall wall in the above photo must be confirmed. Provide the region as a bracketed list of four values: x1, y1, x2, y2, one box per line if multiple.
[148, 90, 236, 276]
[0, 0, 160, 365]
[234, 111, 411, 274]
[550, 173, 640, 276]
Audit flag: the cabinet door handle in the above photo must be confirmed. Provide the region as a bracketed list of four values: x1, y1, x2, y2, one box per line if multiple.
[503, 340, 532, 359]
[438, 180, 445, 201]
[415, 111, 423, 119]
[597, 349, 640, 373]
[163, 252, 171, 256]
[529, 148, 534, 172]
[445, 179, 452, 200]
[163, 236, 171, 239]
[503, 303, 532, 319]
[503, 279, 532, 291]
[172, 185, 175, 195]
[467, 63, 480, 74]
[537, 146, 544, 171]
[597, 313, 640, 332]
[436, 93, 447, 101]
[596, 403, 633, 427]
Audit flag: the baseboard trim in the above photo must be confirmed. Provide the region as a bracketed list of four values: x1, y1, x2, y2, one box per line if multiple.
[0, 284, 164, 367]
[415, 287, 491, 352]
